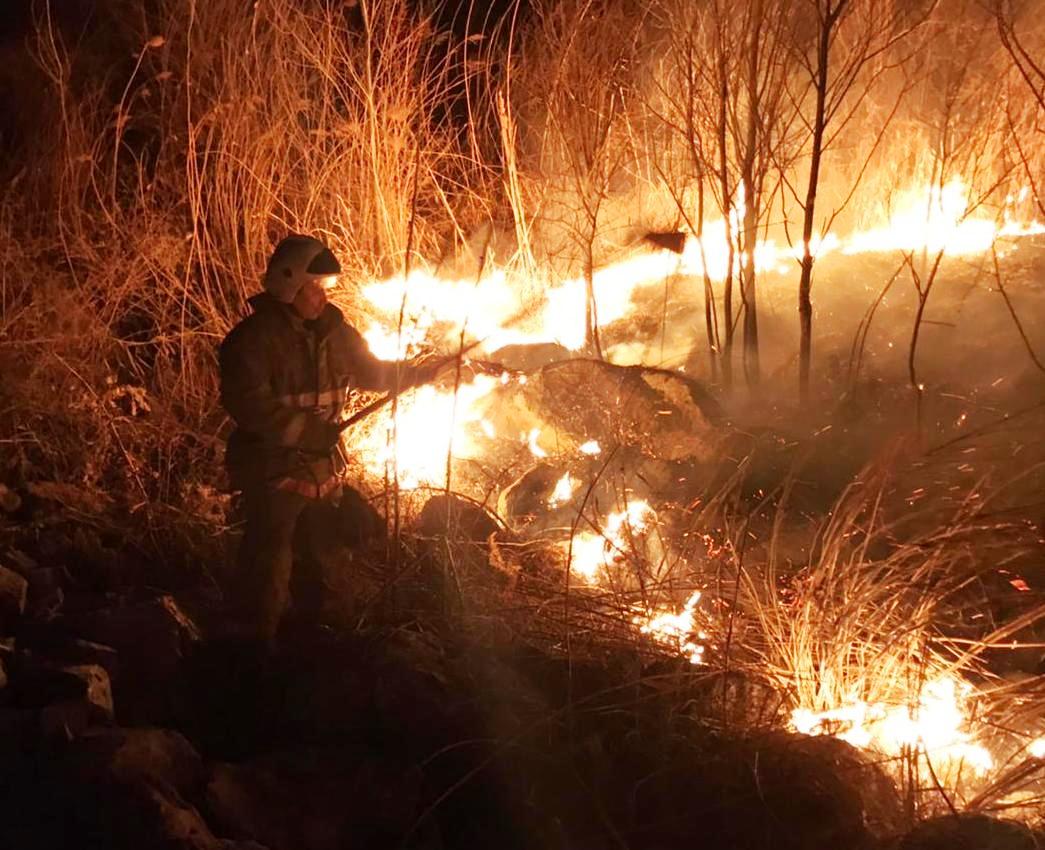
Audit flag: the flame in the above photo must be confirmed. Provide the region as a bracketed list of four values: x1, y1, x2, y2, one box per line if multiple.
[633, 590, 706, 664]
[344, 178, 1043, 496]
[840, 180, 998, 257]
[566, 499, 653, 581]
[564, 502, 708, 662]
[360, 267, 540, 356]
[549, 472, 575, 507]
[791, 674, 993, 774]
[526, 428, 548, 458]
[363, 322, 429, 361]
[356, 180, 1041, 371]
[341, 177, 1041, 675]
[355, 375, 500, 489]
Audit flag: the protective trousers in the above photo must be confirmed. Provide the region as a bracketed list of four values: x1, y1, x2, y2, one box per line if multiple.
[235, 485, 332, 642]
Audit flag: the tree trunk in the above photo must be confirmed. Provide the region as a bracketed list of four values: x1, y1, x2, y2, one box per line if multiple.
[718, 51, 735, 389]
[584, 244, 603, 359]
[798, 3, 834, 402]
[740, 195, 760, 386]
[741, 0, 763, 387]
[695, 169, 719, 382]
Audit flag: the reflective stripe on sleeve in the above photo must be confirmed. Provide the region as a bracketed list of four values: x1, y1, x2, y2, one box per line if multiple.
[276, 387, 347, 409]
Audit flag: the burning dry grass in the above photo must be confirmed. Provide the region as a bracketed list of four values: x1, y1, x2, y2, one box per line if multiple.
[379, 412, 1045, 822]
[3, 0, 1045, 832]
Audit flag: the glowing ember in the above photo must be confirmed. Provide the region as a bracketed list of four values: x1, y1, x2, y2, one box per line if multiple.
[791, 674, 993, 774]
[579, 440, 602, 455]
[566, 499, 653, 581]
[548, 472, 575, 507]
[633, 591, 706, 664]
[1028, 738, 1045, 759]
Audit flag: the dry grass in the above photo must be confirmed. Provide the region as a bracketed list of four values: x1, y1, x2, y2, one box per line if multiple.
[2, 0, 499, 537]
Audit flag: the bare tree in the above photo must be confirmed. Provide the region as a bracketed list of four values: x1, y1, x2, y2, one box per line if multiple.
[903, 2, 1015, 434]
[730, 0, 799, 387]
[994, 0, 1045, 220]
[646, 0, 796, 390]
[644, 0, 726, 383]
[526, 0, 642, 358]
[787, 0, 936, 402]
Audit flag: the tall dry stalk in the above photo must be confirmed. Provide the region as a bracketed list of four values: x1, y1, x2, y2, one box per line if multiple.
[4, 0, 494, 527]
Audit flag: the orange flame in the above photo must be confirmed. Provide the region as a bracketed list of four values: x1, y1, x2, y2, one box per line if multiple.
[791, 674, 993, 775]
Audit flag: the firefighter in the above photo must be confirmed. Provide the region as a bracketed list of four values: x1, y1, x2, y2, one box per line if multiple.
[219, 234, 431, 642]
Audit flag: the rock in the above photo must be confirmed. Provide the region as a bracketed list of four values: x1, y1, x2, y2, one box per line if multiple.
[1, 656, 114, 742]
[44, 638, 119, 681]
[26, 480, 113, 514]
[0, 707, 34, 747]
[414, 496, 508, 606]
[64, 664, 114, 722]
[489, 341, 573, 371]
[14, 727, 219, 849]
[63, 727, 205, 799]
[2, 549, 36, 576]
[750, 733, 904, 843]
[417, 494, 502, 541]
[334, 485, 384, 546]
[896, 814, 1045, 850]
[498, 463, 563, 525]
[372, 630, 474, 751]
[40, 699, 91, 741]
[528, 360, 724, 462]
[63, 594, 202, 724]
[627, 731, 903, 850]
[23, 566, 68, 619]
[683, 670, 786, 729]
[0, 566, 28, 632]
[67, 594, 202, 666]
[178, 638, 298, 760]
[13, 663, 114, 740]
[206, 749, 428, 850]
[74, 778, 221, 850]
[291, 488, 384, 564]
[11, 665, 90, 708]
[0, 641, 11, 699]
[644, 230, 687, 253]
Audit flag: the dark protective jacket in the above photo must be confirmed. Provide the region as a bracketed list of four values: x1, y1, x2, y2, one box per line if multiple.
[220, 293, 404, 499]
